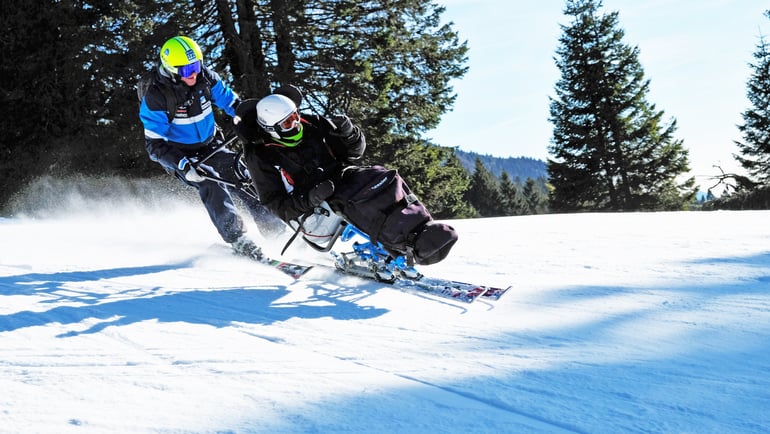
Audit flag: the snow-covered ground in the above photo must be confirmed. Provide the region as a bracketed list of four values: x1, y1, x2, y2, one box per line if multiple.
[2, 193, 770, 433]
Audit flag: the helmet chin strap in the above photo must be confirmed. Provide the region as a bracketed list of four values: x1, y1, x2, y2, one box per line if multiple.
[158, 65, 178, 83]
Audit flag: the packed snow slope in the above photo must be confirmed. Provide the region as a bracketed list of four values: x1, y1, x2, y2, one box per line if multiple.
[2, 194, 770, 433]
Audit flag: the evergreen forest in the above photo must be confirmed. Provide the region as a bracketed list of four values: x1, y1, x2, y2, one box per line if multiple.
[2, 0, 769, 217]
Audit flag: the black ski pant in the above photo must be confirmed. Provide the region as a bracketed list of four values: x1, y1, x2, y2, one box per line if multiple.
[179, 143, 285, 243]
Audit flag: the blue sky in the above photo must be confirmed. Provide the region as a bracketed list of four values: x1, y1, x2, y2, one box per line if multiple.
[429, 0, 769, 187]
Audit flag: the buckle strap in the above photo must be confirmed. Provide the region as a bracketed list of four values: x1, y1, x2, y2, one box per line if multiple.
[405, 230, 420, 267]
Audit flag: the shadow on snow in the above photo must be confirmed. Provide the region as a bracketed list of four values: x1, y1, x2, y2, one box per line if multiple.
[0, 261, 388, 336]
[2, 252, 770, 432]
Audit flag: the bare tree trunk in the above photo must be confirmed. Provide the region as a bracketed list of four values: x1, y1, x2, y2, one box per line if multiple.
[213, 0, 270, 97]
[270, 0, 295, 85]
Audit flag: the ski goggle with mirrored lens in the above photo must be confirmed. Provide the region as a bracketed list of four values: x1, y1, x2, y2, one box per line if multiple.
[263, 111, 301, 134]
[277, 111, 301, 131]
[176, 60, 201, 78]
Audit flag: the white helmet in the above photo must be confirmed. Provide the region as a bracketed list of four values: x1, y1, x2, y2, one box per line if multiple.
[256, 94, 303, 145]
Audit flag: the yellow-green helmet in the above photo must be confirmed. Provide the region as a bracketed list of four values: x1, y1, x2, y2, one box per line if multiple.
[160, 36, 203, 76]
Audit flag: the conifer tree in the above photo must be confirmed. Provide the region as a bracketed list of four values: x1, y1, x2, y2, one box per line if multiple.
[734, 11, 770, 185]
[0, 0, 473, 218]
[211, 0, 468, 162]
[498, 172, 526, 215]
[548, 0, 695, 211]
[390, 143, 475, 219]
[523, 178, 548, 214]
[466, 158, 504, 217]
[210, 0, 471, 217]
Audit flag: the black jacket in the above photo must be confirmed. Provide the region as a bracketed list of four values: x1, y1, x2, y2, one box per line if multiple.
[234, 99, 366, 222]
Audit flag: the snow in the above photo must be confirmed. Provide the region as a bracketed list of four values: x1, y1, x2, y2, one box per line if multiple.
[2, 197, 770, 433]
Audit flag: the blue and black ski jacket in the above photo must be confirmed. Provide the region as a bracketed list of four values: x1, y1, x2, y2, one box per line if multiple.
[139, 65, 239, 171]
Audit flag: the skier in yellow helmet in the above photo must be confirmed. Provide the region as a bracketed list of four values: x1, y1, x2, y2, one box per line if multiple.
[139, 36, 284, 260]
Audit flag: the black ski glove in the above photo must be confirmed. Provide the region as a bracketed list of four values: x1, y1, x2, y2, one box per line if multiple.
[308, 179, 335, 207]
[329, 115, 356, 143]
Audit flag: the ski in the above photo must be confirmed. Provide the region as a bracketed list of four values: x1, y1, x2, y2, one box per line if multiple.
[329, 250, 511, 304]
[259, 258, 314, 279]
[478, 285, 511, 301]
[391, 276, 511, 303]
[209, 244, 313, 279]
[209, 244, 508, 300]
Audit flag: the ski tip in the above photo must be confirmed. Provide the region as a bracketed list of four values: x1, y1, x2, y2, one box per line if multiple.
[278, 263, 313, 279]
[481, 285, 512, 300]
[291, 265, 313, 279]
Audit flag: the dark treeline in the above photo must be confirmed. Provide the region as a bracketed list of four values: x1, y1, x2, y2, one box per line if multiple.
[0, 0, 549, 219]
[454, 150, 548, 181]
[2, 1, 768, 218]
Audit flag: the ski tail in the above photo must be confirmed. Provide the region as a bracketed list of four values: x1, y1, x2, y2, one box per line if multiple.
[210, 243, 313, 280]
[261, 258, 313, 279]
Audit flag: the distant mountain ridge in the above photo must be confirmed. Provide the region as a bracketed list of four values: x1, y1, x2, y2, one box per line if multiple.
[454, 148, 548, 181]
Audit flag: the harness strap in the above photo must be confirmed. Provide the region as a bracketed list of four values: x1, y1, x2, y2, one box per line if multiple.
[156, 83, 177, 122]
[280, 225, 302, 256]
[405, 230, 419, 267]
[280, 209, 314, 256]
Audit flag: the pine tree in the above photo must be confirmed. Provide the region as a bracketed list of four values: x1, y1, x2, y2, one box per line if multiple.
[0, 0, 113, 207]
[548, 0, 695, 211]
[523, 178, 548, 214]
[734, 11, 770, 185]
[390, 143, 475, 219]
[465, 158, 504, 217]
[209, 0, 471, 216]
[498, 172, 525, 215]
[0, 0, 472, 217]
[211, 0, 468, 163]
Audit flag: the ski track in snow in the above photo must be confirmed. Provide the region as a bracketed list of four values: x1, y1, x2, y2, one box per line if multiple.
[2, 202, 770, 433]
